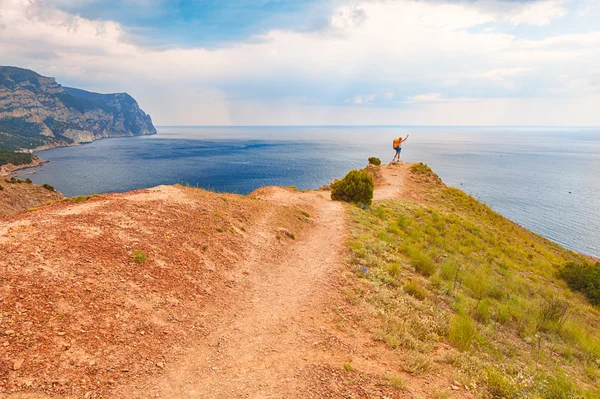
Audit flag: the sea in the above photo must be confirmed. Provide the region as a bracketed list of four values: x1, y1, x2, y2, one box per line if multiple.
[16, 126, 600, 259]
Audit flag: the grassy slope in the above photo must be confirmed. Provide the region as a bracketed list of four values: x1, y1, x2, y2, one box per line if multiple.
[345, 164, 600, 398]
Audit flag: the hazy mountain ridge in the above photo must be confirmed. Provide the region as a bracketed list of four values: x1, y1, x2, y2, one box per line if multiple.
[0, 66, 156, 151]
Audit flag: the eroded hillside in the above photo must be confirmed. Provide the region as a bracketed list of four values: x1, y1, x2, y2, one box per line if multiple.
[1, 164, 599, 399]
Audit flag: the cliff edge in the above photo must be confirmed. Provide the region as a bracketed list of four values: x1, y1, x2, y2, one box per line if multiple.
[0, 66, 156, 151]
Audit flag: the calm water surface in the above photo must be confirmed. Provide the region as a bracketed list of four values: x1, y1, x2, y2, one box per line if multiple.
[17, 126, 600, 258]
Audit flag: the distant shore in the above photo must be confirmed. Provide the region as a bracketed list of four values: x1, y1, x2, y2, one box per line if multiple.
[0, 156, 48, 176]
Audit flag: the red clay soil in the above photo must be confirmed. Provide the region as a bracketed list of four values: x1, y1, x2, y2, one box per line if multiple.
[1, 168, 473, 399]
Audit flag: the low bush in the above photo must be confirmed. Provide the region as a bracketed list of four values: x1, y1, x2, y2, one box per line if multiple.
[0, 184, 3, 191]
[25, 178, 32, 184]
[536, 298, 569, 332]
[449, 314, 477, 352]
[133, 250, 147, 264]
[42, 183, 55, 191]
[559, 262, 600, 306]
[409, 249, 437, 277]
[404, 280, 427, 300]
[331, 169, 374, 205]
[368, 157, 381, 166]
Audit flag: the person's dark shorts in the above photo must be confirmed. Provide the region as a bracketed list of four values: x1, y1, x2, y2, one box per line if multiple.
[396, 148, 402, 154]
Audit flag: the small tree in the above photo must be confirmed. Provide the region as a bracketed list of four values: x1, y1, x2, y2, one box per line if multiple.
[331, 169, 374, 205]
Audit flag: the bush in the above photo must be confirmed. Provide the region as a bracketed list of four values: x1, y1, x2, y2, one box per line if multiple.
[368, 157, 381, 166]
[133, 250, 147, 264]
[537, 298, 569, 332]
[449, 314, 477, 351]
[559, 262, 600, 306]
[42, 183, 55, 191]
[404, 280, 427, 300]
[408, 250, 437, 277]
[331, 169, 374, 205]
[0, 184, 3, 191]
[25, 178, 32, 184]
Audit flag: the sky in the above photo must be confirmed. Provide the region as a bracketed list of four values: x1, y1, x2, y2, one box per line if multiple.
[0, 0, 599, 126]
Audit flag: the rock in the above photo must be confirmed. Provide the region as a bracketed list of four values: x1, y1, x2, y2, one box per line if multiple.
[4, 330, 16, 336]
[57, 331, 66, 336]
[13, 358, 24, 370]
[451, 385, 460, 390]
[156, 362, 165, 369]
[0, 66, 156, 151]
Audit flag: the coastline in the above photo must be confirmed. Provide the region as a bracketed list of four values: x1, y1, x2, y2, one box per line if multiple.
[1, 131, 158, 177]
[0, 156, 49, 177]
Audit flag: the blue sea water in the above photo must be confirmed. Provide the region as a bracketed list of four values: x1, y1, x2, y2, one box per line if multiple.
[16, 126, 600, 258]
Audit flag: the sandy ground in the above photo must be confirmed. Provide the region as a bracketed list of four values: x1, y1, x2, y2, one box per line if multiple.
[2, 163, 471, 399]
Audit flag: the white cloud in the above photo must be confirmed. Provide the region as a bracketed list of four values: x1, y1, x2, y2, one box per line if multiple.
[406, 93, 443, 103]
[507, 0, 567, 26]
[479, 67, 533, 81]
[346, 94, 375, 104]
[0, 0, 598, 125]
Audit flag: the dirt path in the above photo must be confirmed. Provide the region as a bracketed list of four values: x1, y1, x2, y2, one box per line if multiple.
[373, 162, 410, 201]
[115, 190, 348, 398]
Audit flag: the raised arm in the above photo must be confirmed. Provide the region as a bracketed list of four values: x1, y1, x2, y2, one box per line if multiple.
[403, 134, 409, 141]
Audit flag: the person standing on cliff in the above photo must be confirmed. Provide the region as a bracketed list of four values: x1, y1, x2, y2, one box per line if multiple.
[393, 135, 409, 163]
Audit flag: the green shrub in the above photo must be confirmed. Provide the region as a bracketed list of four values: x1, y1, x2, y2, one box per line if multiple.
[331, 169, 374, 205]
[559, 262, 600, 306]
[404, 280, 427, 300]
[474, 298, 491, 324]
[410, 250, 437, 277]
[449, 314, 477, 351]
[133, 250, 147, 264]
[485, 367, 519, 398]
[25, 177, 32, 184]
[410, 162, 434, 175]
[537, 298, 569, 332]
[542, 371, 580, 399]
[368, 157, 381, 166]
[73, 196, 88, 203]
[0, 184, 3, 191]
[42, 183, 55, 191]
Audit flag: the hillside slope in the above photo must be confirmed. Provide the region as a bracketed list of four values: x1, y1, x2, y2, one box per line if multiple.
[0, 66, 156, 151]
[0, 178, 63, 216]
[1, 164, 599, 398]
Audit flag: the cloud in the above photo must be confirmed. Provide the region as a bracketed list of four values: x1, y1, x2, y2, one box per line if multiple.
[346, 94, 376, 105]
[479, 67, 532, 81]
[0, 0, 598, 125]
[406, 93, 443, 103]
[507, 0, 567, 26]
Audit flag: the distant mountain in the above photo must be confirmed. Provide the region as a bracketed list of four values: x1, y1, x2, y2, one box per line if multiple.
[0, 66, 156, 151]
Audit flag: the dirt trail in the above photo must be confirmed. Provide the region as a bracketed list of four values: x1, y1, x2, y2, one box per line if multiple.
[4, 167, 430, 399]
[373, 162, 411, 201]
[115, 190, 348, 398]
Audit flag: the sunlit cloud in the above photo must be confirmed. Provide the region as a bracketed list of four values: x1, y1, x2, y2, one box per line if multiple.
[0, 0, 598, 125]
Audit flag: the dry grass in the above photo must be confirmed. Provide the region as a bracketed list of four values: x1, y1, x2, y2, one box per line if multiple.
[345, 166, 600, 398]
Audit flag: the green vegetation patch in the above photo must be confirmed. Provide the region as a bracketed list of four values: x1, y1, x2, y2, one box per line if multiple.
[368, 157, 381, 166]
[331, 169, 374, 205]
[559, 262, 600, 306]
[0, 149, 33, 167]
[345, 175, 600, 397]
[132, 250, 147, 264]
